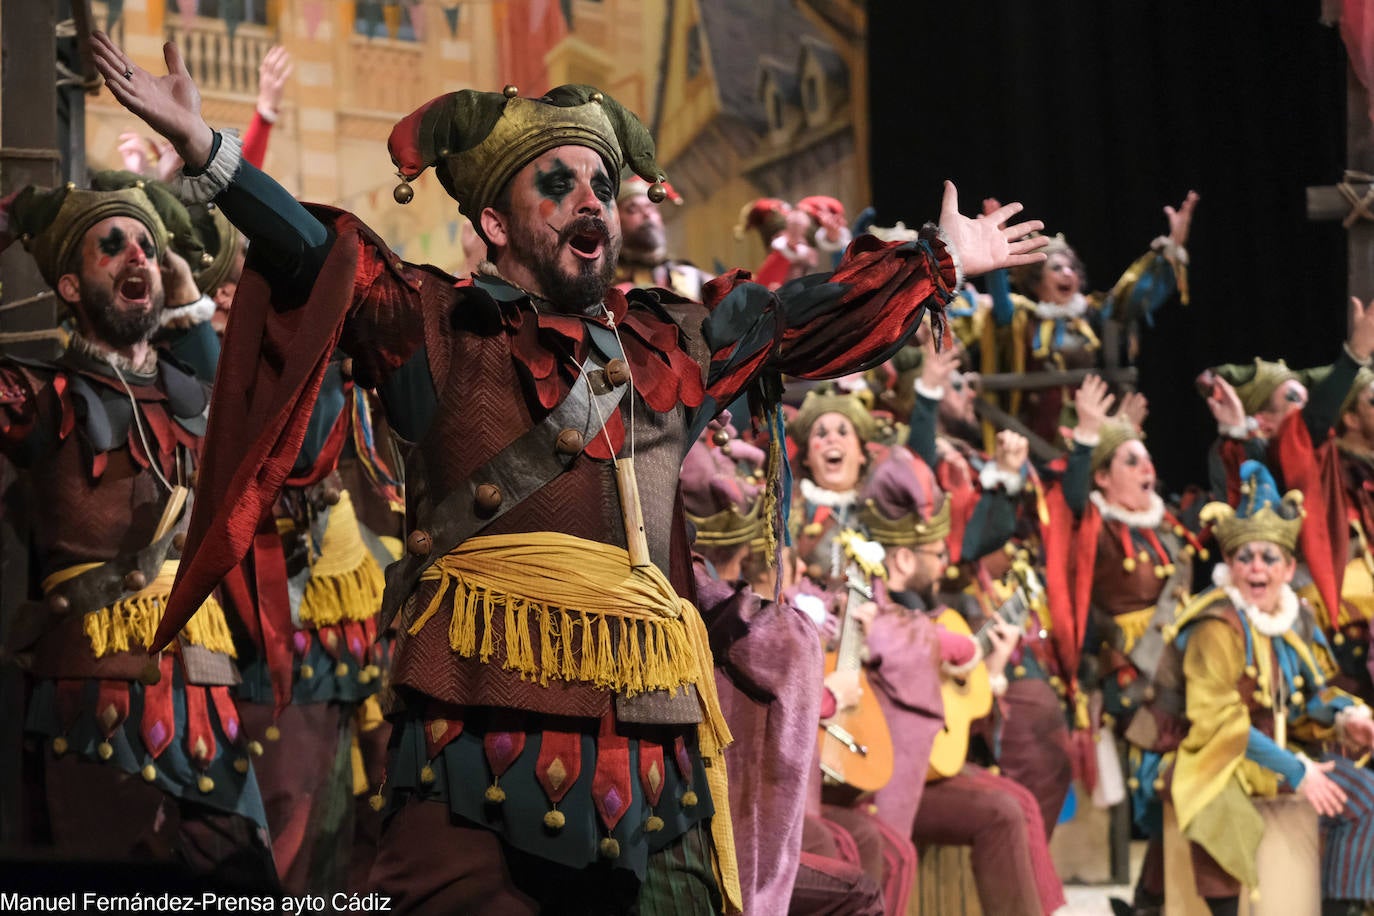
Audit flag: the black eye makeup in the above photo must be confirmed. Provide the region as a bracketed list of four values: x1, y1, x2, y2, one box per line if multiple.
[1235, 548, 1284, 567]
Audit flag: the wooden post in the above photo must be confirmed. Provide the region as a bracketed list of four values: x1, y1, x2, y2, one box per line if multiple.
[1306, 68, 1374, 304]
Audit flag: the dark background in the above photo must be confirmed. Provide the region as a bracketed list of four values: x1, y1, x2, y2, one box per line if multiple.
[869, 0, 1348, 491]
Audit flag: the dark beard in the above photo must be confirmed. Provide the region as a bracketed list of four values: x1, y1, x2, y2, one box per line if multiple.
[82, 280, 163, 349]
[620, 222, 665, 266]
[510, 213, 620, 311]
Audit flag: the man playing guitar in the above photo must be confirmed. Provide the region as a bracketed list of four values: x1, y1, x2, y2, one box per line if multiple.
[854, 446, 1066, 916]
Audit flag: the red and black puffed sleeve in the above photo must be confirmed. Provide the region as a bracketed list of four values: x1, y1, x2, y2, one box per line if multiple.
[698, 229, 959, 412]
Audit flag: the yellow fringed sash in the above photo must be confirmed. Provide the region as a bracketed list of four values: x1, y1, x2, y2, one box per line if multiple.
[297, 491, 386, 626]
[1114, 606, 1155, 655]
[44, 560, 236, 658]
[408, 531, 741, 912]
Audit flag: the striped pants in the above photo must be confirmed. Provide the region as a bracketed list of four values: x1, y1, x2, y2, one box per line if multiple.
[1321, 755, 1374, 903]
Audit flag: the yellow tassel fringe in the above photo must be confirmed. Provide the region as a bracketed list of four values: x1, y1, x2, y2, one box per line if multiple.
[55, 561, 237, 659]
[410, 570, 700, 699]
[299, 491, 386, 626]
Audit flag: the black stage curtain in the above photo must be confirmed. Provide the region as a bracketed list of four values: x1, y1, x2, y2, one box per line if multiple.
[869, 0, 1347, 491]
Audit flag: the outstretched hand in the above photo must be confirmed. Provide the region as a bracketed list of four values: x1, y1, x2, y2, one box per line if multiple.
[90, 33, 216, 170]
[1115, 390, 1149, 432]
[1073, 374, 1115, 439]
[939, 182, 1047, 278]
[1204, 375, 1247, 431]
[257, 45, 294, 118]
[919, 330, 962, 393]
[1350, 296, 1374, 363]
[1165, 190, 1200, 249]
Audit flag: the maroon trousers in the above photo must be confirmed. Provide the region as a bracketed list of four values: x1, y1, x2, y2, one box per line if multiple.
[240, 701, 351, 894]
[788, 815, 884, 915]
[995, 678, 1074, 840]
[913, 765, 1065, 916]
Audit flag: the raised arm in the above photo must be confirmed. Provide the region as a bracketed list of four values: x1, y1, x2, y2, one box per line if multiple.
[698, 184, 1046, 419]
[90, 34, 331, 286]
[1062, 375, 1115, 515]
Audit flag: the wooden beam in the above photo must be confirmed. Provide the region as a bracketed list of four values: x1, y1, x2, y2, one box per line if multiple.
[972, 399, 1063, 464]
[69, 0, 99, 91]
[977, 366, 1138, 393]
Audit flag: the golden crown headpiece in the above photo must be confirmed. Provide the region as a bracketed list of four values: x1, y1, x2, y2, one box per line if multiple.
[1199, 461, 1304, 556]
[1343, 366, 1374, 416]
[858, 494, 952, 548]
[686, 497, 767, 552]
[1212, 357, 1300, 417]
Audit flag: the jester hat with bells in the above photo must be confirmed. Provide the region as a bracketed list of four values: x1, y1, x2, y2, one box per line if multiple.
[10, 176, 176, 291]
[1212, 357, 1301, 417]
[387, 84, 669, 241]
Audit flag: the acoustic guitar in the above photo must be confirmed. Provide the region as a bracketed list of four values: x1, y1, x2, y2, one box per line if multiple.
[818, 558, 895, 795]
[926, 562, 1041, 779]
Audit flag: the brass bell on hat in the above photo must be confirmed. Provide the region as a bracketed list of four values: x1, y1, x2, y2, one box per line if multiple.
[393, 180, 415, 205]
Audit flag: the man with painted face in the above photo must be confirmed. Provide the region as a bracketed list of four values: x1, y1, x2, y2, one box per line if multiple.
[1164, 462, 1374, 914]
[613, 176, 712, 301]
[91, 31, 1047, 913]
[0, 178, 273, 881]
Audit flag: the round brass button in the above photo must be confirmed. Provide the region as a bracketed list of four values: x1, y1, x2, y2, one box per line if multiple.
[406, 530, 432, 557]
[712, 429, 730, 447]
[172, 532, 187, 552]
[47, 594, 70, 614]
[475, 484, 503, 512]
[555, 429, 584, 455]
[322, 487, 342, 506]
[605, 359, 631, 387]
[124, 570, 148, 592]
[139, 660, 162, 686]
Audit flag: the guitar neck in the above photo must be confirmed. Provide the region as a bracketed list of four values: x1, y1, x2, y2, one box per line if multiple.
[973, 591, 1028, 658]
[835, 570, 871, 674]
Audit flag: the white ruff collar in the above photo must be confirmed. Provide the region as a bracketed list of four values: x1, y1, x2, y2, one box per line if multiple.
[1213, 565, 1299, 637]
[801, 477, 857, 509]
[1090, 489, 1164, 529]
[1033, 293, 1089, 321]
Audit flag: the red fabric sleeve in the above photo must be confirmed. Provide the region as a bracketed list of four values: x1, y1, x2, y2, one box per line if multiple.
[240, 110, 272, 170]
[1272, 410, 1348, 628]
[700, 234, 957, 409]
[157, 212, 426, 709]
[936, 625, 977, 666]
